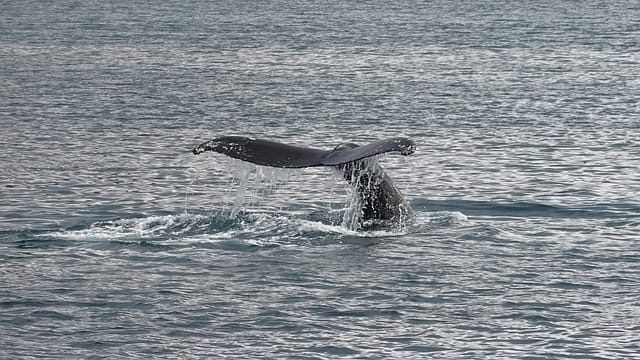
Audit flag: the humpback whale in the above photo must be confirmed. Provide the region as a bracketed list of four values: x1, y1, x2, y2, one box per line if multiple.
[192, 136, 415, 224]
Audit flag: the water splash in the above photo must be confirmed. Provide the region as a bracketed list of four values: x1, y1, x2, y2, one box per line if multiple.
[38, 210, 408, 248]
[187, 153, 413, 233]
[42, 213, 214, 242]
[337, 156, 412, 231]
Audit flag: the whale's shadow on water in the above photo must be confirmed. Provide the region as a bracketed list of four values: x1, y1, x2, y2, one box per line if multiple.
[411, 198, 638, 220]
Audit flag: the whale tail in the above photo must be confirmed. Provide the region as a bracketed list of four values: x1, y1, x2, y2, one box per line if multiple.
[192, 136, 415, 168]
[192, 136, 415, 223]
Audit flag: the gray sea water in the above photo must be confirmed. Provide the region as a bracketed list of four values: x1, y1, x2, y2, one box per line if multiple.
[2, 0, 640, 358]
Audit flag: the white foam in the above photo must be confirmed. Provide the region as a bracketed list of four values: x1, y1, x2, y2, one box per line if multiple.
[295, 218, 407, 238]
[42, 213, 209, 241]
[41, 208, 415, 246]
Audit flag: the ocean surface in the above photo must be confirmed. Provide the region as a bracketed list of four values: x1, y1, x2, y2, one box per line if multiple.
[2, 0, 640, 358]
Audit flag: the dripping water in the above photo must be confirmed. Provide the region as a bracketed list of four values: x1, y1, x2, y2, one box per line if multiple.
[190, 154, 410, 231]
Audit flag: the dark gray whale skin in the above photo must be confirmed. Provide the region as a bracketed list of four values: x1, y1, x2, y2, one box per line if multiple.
[334, 143, 412, 223]
[192, 136, 415, 223]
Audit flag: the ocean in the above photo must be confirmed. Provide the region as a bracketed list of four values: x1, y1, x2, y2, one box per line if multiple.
[1, 0, 639, 358]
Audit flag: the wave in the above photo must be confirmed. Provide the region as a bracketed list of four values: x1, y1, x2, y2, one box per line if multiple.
[25, 197, 631, 249]
[32, 210, 417, 249]
[10, 197, 633, 242]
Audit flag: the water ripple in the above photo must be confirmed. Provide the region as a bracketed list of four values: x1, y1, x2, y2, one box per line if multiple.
[2, 0, 640, 358]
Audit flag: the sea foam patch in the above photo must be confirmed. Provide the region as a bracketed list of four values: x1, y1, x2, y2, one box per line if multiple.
[41, 213, 212, 242]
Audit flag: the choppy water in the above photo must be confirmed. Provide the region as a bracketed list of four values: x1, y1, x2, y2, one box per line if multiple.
[2, 0, 640, 358]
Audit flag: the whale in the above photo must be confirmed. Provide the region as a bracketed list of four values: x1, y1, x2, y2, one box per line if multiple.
[192, 136, 415, 224]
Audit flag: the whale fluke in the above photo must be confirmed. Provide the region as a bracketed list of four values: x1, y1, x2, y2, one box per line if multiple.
[192, 136, 415, 224]
[192, 136, 415, 168]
